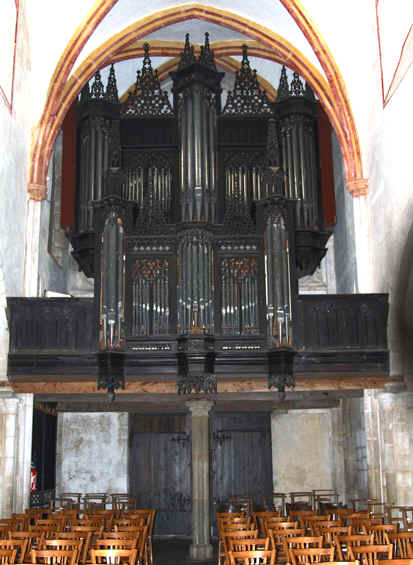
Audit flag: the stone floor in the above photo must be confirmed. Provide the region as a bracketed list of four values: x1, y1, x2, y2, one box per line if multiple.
[153, 539, 218, 565]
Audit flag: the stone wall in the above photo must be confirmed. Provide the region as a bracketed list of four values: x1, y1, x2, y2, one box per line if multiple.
[332, 132, 358, 294]
[364, 388, 413, 505]
[271, 409, 345, 498]
[56, 413, 128, 496]
[340, 397, 368, 504]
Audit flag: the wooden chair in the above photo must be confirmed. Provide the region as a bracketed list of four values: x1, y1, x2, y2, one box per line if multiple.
[228, 549, 276, 565]
[380, 557, 413, 565]
[319, 524, 350, 546]
[289, 547, 335, 564]
[89, 549, 137, 565]
[72, 525, 104, 538]
[0, 538, 28, 562]
[10, 531, 45, 561]
[121, 510, 155, 565]
[113, 519, 145, 531]
[94, 539, 136, 549]
[310, 520, 341, 537]
[285, 536, 323, 549]
[49, 533, 89, 565]
[262, 518, 292, 536]
[31, 549, 77, 565]
[90, 511, 115, 531]
[301, 515, 332, 533]
[348, 543, 393, 565]
[335, 534, 374, 561]
[389, 532, 413, 558]
[219, 529, 259, 565]
[0, 528, 10, 541]
[99, 528, 148, 565]
[221, 530, 260, 565]
[252, 513, 281, 535]
[349, 518, 382, 534]
[267, 527, 304, 559]
[11, 513, 31, 530]
[0, 550, 17, 564]
[111, 495, 137, 513]
[40, 540, 83, 563]
[60, 493, 82, 510]
[73, 518, 106, 529]
[227, 538, 271, 553]
[368, 524, 398, 544]
[83, 495, 107, 513]
[0, 520, 23, 532]
[35, 519, 66, 532]
[219, 517, 252, 529]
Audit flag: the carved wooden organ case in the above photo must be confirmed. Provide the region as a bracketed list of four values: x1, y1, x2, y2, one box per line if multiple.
[71, 36, 331, 392]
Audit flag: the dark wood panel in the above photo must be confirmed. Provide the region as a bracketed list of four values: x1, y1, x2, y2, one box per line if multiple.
[129, 414, 191, 537]
[294, 294, 388, 349]
[7, 298, 97, 352]
[210, 412, 273, 535]
[32, 407, 57, 491]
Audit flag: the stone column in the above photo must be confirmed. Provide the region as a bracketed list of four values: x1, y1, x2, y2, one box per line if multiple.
[365, 386, 413, 505]
[187, 400, 214, 561]
[0, 390, 33, 516]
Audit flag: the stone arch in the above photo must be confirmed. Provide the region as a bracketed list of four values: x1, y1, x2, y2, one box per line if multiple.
[27, 2, 366, 201]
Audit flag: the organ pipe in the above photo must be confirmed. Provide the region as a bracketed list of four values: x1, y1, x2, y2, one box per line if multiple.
[100, 211, 125, 349]
[265, 212, 292, 346]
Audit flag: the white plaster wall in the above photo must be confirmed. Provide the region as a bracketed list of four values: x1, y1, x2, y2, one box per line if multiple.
[0, 2, 32, 372]
[271, 409, 337, 494]
[56, 413, 128, 496]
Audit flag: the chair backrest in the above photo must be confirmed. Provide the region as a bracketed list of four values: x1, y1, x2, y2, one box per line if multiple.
[348, 543, 393, 565]
[89, 549, 137, 565]
[311, 520, 341, 536]
[0, 549, 17, 564]
[289, 547, 335, 565]
[381, 560, 413, 565]
[267, 527, 304, 551]
[0, 538, 28, 562]
[321, 525, 350, 546]
[113, 519, 144, 531]
[93, 540, 137, 550]
[369, 524, 398, 544]
[335, 534, 373, 561]
[40, 540, 83, 563]
[219, 522, 253, 535]
[228, 549, 276, 565]
[252, 513, 281, 534]
[72, 526, 104, 538]
[228, 538, 270, 553]
[389, 532, 413, 558]
[9, 531, 45, 560]
[12, 514, 31, 530]
[262, 517, 292, 536]
[31, 549, 77, 565]
[286, 536, 323, 549]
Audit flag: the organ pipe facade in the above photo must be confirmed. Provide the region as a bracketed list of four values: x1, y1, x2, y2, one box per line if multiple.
[72, 36, 331, 374]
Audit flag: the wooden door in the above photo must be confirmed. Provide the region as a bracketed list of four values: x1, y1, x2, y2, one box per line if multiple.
[210, 412, 273, 535]
[129, 414, 191, 537]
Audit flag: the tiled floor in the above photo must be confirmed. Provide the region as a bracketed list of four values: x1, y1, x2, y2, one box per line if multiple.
[153, 539, 217, 564]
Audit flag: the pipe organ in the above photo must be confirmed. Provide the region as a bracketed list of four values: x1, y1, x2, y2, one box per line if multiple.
[70, 36, 332, 391]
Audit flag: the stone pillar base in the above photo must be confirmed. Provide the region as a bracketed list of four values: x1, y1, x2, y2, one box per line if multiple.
[189, 543, 213, 561]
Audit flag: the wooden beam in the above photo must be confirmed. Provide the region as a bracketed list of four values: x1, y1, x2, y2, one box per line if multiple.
[9, 374, 402, 395]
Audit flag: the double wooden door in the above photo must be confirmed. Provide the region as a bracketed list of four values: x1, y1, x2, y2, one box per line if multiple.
[129, 412, 272, 537]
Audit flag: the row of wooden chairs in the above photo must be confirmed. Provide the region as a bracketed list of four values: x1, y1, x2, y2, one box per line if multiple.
[0, 548, 139, 565]
[217, 508, 413, 565]
[0, 508, 155, 565]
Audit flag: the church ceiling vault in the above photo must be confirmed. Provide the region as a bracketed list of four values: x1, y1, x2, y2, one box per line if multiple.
[27, 2, 366, 204]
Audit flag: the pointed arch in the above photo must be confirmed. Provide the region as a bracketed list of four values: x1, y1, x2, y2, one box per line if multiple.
[27, 2, 366, 201]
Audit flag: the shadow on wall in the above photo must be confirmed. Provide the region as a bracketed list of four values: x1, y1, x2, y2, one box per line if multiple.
[394, 199, 413, 390]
